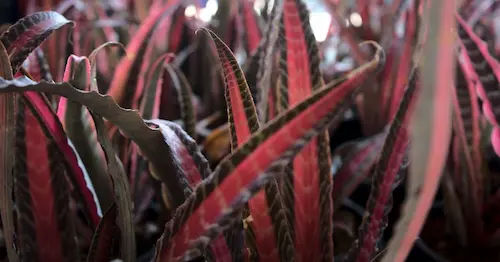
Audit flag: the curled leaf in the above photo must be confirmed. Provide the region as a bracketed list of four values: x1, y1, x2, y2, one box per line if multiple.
[0, 76, 190, 209]
[0, 11, 73, 72]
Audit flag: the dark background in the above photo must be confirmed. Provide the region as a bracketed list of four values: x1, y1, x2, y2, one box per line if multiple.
[0, 0, 20, 24]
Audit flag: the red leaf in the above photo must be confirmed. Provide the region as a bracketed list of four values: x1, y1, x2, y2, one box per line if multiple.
[278, 0, 333, 260]
[14, 95, 80, 261]
[388, 6, 417, 120]
[240, 0, 262, 54]
[149, 119, 229, 261]
[456, 14, 500, 157]
[25, 90, 101, 226]
[167, 7, 186, 54]
[0, 11, 72, 73]
[148, 119, 209, 186]
[87, 205, 119, 262]
[107, 0, 180, 108]
[451, 61, 483, 216]
[154, 44, 383, 261]
[350, 71, 420, 262]
[203, 28, 267, 261]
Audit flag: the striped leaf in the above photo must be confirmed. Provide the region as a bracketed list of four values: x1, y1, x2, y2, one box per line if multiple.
[204, 27, 291, 261]
[164, 64, 197, 139]
[456, 14, 500, 157]
[146, 119, 210, 188]
[26, 48, 53, 82]
[382, 1, 455, 261]
[107, 0, 180, 108]
[0, 11, 72, 73]
[0, 77, 191, 209]
[203, 28, 260, 150]
[25, 89, 102, 225]
[154, 43, 383, 261]
[453, 59, 482, 170]
[14, 93, 83, 262]
[0, 41, 18, 262]
[147, 119, 230, 261]
[349, 70, 420, 262]
[276, 0, 333, 260]
[451, 60, 483, 222]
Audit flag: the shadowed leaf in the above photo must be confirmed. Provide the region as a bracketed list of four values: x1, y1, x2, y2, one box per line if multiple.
[139, 53, 173, 120]
[87, 205, 119, 262]
[0, 76, 190, 209]
[332, 132, 386, 210]
[349, 70, 420, 262]
[451, 60, 483, 225]
[108, 1, 180, 108]
[58, 55, 113, 211]
[164, 64, 197, 139]
[90, 110, 136, 262]
[0, 41, 18, 262]
[147, 119, 211, 187]
[147, 119, 231, 261]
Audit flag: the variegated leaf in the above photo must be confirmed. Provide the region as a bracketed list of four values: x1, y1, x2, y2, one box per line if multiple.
[154, 44, 383, 261]
[0, 11, 72, 73]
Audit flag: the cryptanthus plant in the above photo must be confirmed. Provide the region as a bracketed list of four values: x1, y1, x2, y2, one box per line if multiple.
[0, 0, 499, 262]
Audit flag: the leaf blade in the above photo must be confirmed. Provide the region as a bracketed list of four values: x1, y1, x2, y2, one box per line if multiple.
[203, 27, 286, 261]
[154, 44, 383, 261]
[15, 95, 80, 262]
[0, 77, 190, 209]
[0, 11, 72, 72]
[382, 2, 455, 261]
[107, 1, 180, 108]
[277, 0, 333, 259]
[350, 70, 420, 262]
